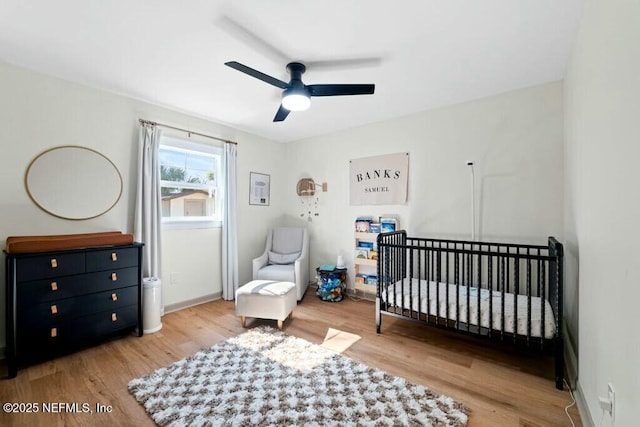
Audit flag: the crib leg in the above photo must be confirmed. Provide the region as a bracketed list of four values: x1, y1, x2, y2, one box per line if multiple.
[555, 337, 565, 390]
[375, 297, 381, 334]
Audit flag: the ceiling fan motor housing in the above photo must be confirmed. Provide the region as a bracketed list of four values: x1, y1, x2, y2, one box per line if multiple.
[284, 63, 310, 98]
[286, 62, 306, 80]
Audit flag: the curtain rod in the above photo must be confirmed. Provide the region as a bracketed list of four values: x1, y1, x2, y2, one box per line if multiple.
[138, 119, 237, 145]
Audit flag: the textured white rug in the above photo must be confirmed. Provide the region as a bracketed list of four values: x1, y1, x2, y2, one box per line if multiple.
[128, 327, 468, 426]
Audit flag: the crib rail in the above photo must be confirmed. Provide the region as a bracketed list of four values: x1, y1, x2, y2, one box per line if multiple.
[376, 230, 564, 389]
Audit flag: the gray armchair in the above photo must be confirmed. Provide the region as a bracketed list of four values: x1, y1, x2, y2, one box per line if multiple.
[252, 227, 309, 301]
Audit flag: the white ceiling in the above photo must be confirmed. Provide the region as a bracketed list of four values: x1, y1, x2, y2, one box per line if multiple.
[0, 1, 583, 143]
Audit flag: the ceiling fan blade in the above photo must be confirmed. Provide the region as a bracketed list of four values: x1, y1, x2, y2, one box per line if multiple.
[308, 84, 375, 97]
[224, 61, 289, 89]
[273, 104, 290, 122]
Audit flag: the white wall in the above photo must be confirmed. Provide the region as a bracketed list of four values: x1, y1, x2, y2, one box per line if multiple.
[564, 1, 640, 425]
[0, 61, 287, 350]
[285, 82, 564, 292]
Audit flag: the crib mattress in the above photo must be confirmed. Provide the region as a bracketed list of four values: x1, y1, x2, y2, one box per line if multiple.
[381, 278, 556, 339]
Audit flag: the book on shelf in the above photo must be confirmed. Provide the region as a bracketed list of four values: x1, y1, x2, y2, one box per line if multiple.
[379, 214, 399, 222]
[355, 248, 370, 259]
[379, 216, 398, 233]
[357, 241, 374, 249]
[369, 223, 381, 233]
[368, 250, 378, 260]
[380, 223, 396, 233]
[365, 275, 378, 286]
[356, 273, 377, 287]
[355, 216, 373, 232]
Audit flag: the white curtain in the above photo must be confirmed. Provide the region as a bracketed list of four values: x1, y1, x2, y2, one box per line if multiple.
[222, 142, 238, 300]
[134, 124, 163, 283]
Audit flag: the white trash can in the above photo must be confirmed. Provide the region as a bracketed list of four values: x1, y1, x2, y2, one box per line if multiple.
[142, 277, 163, 334]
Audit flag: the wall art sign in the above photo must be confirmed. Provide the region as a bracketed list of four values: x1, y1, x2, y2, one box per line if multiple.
[249, 172, 270, 206]
[349, 152, 409, 205]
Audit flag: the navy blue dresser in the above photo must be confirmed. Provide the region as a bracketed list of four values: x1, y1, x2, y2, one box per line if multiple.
[5, 243, 144, 378]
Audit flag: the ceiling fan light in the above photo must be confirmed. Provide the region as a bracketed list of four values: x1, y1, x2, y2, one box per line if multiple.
[282, 93, 310, 111]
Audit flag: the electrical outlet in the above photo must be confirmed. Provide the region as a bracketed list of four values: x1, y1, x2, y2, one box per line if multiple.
[599, 382, 616, 421]
[608, 383, 615, 422]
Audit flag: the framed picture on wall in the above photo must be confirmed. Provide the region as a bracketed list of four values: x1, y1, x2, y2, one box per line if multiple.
[249, 172, 270, 206]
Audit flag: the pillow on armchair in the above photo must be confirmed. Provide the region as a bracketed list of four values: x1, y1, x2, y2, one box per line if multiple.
[268, 251, 301, 265]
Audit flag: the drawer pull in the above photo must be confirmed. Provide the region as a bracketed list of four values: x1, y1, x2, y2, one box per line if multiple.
[51, 282, 58, 291]
[111, 293, 118, 301]
[51, 305, 58, 315]
[111, 313, 117, 322]
[111, 272, 117, 281]
[111, 252, 118, 261]
[50, 258, 58, 268]
[51, 328, 57, 338]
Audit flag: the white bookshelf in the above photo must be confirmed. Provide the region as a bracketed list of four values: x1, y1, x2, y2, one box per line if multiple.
[354, 231, 378, 295]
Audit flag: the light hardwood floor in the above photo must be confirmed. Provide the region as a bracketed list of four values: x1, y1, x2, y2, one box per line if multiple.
[0, 288, 581, 426]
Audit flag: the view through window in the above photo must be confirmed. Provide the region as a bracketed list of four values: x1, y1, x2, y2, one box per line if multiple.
[159, 136, 221, 225]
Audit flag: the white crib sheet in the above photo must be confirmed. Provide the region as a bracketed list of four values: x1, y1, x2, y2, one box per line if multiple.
[381, 278, 556, 339]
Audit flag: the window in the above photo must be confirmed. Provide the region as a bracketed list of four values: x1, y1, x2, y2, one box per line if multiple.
[159, 135, 222, 228]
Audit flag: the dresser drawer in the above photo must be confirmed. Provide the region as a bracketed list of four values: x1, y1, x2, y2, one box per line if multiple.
[17, 304, 138, 357]
[19, 286, 138, 327]
[14, 252, 85, 282]
[86, 247, 138, 272]
[75, 304, 139, 338]
[18, 267, 140, 304]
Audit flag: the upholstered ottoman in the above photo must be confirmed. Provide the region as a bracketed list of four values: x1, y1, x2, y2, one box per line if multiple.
[235, 280, 297, 330]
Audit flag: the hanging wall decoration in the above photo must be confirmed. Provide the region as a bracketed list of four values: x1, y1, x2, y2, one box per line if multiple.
[249, 172, 270, 206]
[296, 178, 327, 221]
[349, 152, 409, 205]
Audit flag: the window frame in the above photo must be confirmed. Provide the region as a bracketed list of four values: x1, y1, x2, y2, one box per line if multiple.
[159, 134, 223, 230]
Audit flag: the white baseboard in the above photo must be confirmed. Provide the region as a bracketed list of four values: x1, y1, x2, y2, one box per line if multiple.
[574, 379, 594, 427]
[163, 292, 222, 314]
[560, 321, 593, 427]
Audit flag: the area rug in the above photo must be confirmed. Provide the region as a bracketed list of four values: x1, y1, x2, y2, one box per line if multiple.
[128, 327, 468, 426]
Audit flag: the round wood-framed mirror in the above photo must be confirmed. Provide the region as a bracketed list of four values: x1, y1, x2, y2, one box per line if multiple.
[25, 145, 123, 220]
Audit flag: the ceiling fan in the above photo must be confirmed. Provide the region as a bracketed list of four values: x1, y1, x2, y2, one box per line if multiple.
[225, 61, 375, 122]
